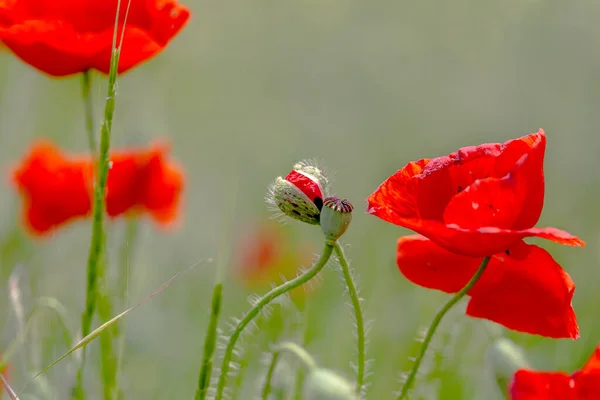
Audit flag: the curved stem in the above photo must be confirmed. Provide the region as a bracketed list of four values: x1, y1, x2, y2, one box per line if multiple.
[261, 352, 281, 400]
[262, 342, 317, 400]
[397, 256, 491, 400]
[81, 70, 96, 154]
[334, 243, 365, 394]
[215, 242, 334, 400]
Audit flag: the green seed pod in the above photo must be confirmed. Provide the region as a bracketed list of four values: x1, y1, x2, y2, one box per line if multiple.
[303, 368, 358, 400]
[320, 197, 353, 242]
[267, 161, 328, 225]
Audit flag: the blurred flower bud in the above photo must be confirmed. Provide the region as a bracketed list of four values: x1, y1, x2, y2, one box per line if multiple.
[320, 197, 353, 242]
[267, 160, 329, 225]
[303, 368, 359, 400]
[485, 338, 530, 397]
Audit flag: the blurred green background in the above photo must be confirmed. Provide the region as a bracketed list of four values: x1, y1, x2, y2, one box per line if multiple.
[1, 0, 599, 398]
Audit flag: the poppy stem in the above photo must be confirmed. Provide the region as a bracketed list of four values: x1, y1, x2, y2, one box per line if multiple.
[214, 242, 335, 400]
[81, 70, 97, 154]
[333, 242, 366, 395]
[397, 256, 491, 400]
[262, 342, 318, 400]
[73, 4, 124, 399]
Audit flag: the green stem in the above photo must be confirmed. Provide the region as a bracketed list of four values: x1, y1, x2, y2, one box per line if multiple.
[215, 242, 335, 400]
[194, 283, 223, 400]
[261, 352, 281, 400]
[397, 256, 491, 400]
[73, 8, 123, 399]
[333, 243, 365, 395]
[292, 301, 312, 400]
[82, 70, 96, 154]
[262, 342, 318, 400]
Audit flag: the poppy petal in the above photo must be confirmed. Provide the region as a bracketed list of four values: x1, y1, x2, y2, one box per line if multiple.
[0, 0, 190, 76]
[389, 217, 583, 257]
[11, 141, 93, 234]
[396, 236, 578, 338]
[581, 346, 600, 373]
[494, 129, 546, 229]
[466, 241, 578, 339]
[396, 234, 481, 293]
[142, 144, 184, 225]
[573, 371, 600, 398]
[367, 130, 559, 257]
[510, 370, 572, 399]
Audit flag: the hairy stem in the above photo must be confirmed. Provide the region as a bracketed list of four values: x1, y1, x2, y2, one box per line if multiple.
[397, 256, 491, 400]
[73, 4, 123, 398]
[81, 70, 96, 154]
[215, 242, 334, 400]
[334, 243, 365, 394]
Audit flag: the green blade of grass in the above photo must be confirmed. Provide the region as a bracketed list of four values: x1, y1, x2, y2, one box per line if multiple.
[17, 259, 206, 398]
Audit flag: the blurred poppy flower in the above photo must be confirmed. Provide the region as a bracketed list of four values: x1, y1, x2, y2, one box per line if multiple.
[235, 222, 317, 304]
[368, 129, 584, 338]
[367, 129, 583, 257]
[0, 0, 190, 76]
[510, 345, 600, 399]
[11, 139, 184, 235]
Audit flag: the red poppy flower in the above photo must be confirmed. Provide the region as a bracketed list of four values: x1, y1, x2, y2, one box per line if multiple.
[0, 0, 190, 76]
[366, 129, 584, 257]
[11, 139, 184, 235]
[396, 235, 578, 338]
[510, 345, 600, 399]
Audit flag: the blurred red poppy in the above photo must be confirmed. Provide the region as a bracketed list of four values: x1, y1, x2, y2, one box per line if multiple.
[510, 345, 600, 399]
[368, 129, 584, 338]
[235, 222, 317, 303]
[0, 0, 190, 76]
[367, 129, 583, 257]
[11, 139, 184, 235]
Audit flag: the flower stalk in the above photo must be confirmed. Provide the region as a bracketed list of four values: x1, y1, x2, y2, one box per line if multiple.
[397, 256, 491, 399]
[333, 243, 365, 394]
[74, 3, 125, 398]
[215, 242, 335, 400]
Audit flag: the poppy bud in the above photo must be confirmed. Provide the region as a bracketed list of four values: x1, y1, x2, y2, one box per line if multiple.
[303, 368, 358, 400]
[485, 338, 530, 397]
[267, 161, 329, 225]
[320, 197, 353, 242]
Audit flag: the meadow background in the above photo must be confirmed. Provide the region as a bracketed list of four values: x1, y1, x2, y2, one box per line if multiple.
[1, 0, 599, 399]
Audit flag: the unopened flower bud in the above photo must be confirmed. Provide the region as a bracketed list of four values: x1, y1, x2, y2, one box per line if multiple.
[320, 197, 353, 242]
[485, 338, 530, 397]
[267, 161, 329, 225]
[303, 368, 358, 400]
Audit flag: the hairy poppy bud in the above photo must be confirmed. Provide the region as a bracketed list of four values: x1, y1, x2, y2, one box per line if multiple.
[267, 160, 329, 225]
[303, 368, 358, 400]
[320, 197, 353, 242]
[485, 338, 530, 397]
